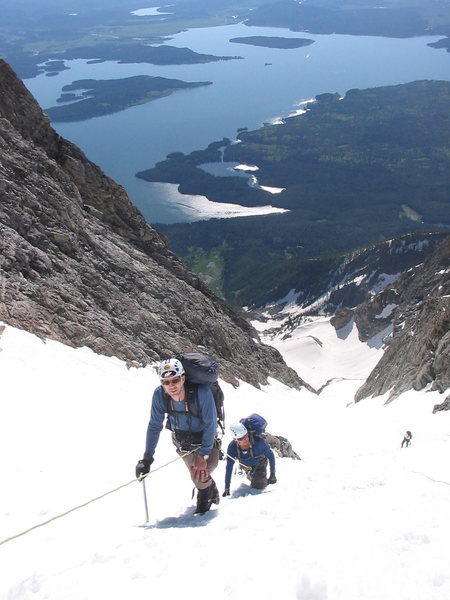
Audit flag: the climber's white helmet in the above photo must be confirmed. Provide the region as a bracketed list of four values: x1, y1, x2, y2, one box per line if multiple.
[158, 358, 185, 379]
[229, 422, 248, 440]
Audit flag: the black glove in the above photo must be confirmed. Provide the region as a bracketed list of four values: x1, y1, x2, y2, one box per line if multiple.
[268, 473, 277, 485]
[135, 454, 154, 479]
[222, 488, 230, 497]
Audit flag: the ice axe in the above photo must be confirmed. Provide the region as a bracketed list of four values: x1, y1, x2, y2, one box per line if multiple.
[140, 476, 149, 524]
[137, 449, 196, 524]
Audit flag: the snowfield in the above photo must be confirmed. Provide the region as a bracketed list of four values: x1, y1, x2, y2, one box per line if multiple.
[1, 319, 449, 600]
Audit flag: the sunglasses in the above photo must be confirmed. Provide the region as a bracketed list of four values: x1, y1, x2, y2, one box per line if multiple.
[161, 376, 182, 386]
[237, 435, 248, 442]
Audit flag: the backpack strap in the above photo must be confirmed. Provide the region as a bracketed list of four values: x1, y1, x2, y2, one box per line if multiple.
[211, 381, 225, 434]
[185, 383, 200, 419]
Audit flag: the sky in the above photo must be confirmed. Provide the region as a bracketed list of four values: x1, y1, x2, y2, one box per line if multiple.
[1, 316, 449, 600]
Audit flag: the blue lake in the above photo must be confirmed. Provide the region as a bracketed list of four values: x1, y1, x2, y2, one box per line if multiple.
[23, 23, 450, 224]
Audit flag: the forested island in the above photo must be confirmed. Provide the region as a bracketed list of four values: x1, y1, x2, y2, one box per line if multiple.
[44, 75, 212, 122]
[37, 43, 241, 78]
[229, 36, 314, 49]
[145, 80, 450, 305]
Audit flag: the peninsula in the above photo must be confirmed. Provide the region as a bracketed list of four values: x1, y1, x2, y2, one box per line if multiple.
[44, 75, 212, 122]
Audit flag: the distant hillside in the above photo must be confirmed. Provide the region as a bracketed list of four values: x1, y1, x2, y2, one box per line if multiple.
[244, 0, 432, 37]
[247, 231, 448, 316]
[153, 81, 450, 307]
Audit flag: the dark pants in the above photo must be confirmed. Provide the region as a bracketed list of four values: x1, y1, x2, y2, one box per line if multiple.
[247, 457, 268, 489]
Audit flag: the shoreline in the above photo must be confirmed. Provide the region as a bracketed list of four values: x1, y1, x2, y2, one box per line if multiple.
[147, 183, 289, 223]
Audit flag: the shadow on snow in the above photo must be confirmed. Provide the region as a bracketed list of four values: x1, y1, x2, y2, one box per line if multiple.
[230, 483, 271, 499]
[137, 485, 270, 528]
[142, 505, 219, 529]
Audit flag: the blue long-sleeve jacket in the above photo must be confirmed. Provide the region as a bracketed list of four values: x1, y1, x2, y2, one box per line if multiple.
[224, 436, 276, 489]
[145, 384, 217, 458]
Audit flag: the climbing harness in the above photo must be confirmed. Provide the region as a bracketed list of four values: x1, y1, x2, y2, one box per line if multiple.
[223, 449, 252, 476]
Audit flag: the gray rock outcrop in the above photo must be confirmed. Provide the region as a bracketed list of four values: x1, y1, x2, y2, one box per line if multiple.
[0, 59, 307, 389]
[432, 395, 450, 414]
[265, 432, 301, 460]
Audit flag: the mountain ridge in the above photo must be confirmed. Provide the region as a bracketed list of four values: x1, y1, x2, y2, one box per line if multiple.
[353, 235, 450, 401]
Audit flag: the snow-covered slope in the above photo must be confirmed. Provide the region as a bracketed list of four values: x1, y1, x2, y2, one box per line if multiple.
[1, 321, 449, 600]
[257, 315, 386, 390]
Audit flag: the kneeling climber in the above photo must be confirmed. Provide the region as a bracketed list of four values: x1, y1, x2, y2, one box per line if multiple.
[223, 421, 276, 497]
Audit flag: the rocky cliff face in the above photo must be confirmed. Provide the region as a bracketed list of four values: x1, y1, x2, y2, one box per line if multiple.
[0, 59, 305, 389]
[347, 235, 450, 402]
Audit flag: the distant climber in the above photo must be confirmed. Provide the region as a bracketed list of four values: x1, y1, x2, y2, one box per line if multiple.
[401, 430, 412, 448]
[222, 420, 276, 496]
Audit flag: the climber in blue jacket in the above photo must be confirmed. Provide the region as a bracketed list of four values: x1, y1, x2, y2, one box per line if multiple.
[223, 421, 276, 496]
[135, 358, 220, 514]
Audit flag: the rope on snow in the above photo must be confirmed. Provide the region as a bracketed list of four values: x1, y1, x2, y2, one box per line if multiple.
[0, 452, 191, 547]
[411, 470, 450, 486]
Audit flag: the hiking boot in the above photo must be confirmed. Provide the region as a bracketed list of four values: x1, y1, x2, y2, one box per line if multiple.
[195, 479, 220, 514]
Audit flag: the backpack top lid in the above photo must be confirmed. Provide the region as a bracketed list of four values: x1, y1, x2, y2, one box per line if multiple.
[176, 352, 219, 385]
[240, 413, 267, 436]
